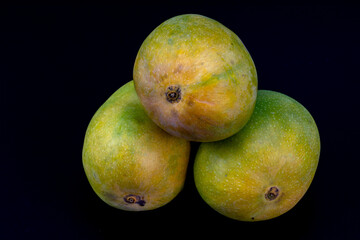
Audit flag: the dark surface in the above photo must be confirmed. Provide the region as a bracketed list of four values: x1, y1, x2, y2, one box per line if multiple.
[2, 4, 360, 239]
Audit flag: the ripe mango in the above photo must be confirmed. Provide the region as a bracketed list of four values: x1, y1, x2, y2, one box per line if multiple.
[133, 14, 257, 142]
[194, 90, 320, 221]
[82, 81, 190, 211]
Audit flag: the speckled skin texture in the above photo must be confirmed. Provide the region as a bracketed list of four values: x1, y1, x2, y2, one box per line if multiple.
[82, 81, 190, 211]
[194, 90, 320, 221]
[133, 14, 257, 142]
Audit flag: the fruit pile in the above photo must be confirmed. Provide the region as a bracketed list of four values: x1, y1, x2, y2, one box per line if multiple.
[82, 14, 320, 221]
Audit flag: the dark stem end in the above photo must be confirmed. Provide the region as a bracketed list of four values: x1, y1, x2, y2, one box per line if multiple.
[165, 85, 181, 103]
[124, 194, 146, 206]
[265, 186, 280, 201]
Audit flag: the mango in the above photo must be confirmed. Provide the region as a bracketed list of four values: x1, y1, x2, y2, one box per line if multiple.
[194, 90, 320, 221]
[82, 81, 190, 211]
[133, 14, 257, 142]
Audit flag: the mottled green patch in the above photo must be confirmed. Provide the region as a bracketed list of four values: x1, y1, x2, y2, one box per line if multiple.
[210, 66, 237, 84]
[116, 102, 147, 136]
[188, 75, 219, 90]
[188, 63, 240, 90]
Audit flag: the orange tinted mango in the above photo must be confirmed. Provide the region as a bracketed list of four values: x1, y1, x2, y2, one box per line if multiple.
[134, 14, 257, 142]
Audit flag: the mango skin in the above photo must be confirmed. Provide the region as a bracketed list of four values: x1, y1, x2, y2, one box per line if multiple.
[194, 90, 320, 221]
[133, 14, 257, 142]
[82, 81, 190, 211]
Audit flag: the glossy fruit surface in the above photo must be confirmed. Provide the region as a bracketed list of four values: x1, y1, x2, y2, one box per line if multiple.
[194, 90, 320, 221]
[82, 81, 190, 211]
[133, 14, 257, 142]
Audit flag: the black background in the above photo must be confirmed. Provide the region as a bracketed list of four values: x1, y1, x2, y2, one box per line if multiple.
[2, 3, 360, 239]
